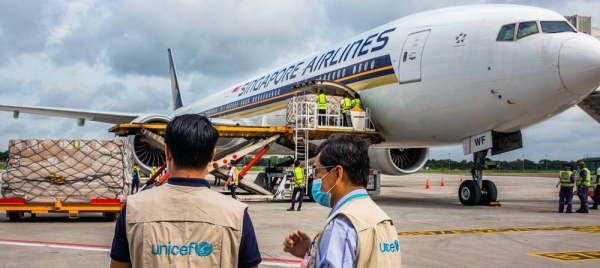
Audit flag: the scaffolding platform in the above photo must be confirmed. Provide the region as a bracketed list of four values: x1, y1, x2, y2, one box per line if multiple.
[108, 123, 385, 143]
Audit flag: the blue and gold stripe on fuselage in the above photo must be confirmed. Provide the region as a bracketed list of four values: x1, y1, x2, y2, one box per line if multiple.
[202, 55, 398, 119]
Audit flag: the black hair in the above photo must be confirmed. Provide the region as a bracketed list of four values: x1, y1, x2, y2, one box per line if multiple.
[319, 89, 324, 94]
[294, 160, 300, 166]
[315, 133, 370, 187]
[164, 114, 218, 170]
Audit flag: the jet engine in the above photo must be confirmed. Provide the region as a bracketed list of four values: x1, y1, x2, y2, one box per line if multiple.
[368, 148, 429, 175]
[127, 115, 255, 174]
[128, 115, 172, 173]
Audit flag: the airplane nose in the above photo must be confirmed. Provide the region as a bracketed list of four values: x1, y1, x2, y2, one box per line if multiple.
[559, 35, 600, 95]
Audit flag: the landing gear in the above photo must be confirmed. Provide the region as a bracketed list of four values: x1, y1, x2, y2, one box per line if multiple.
[459, 180, 481, 206]
[458, 150, 499, 206]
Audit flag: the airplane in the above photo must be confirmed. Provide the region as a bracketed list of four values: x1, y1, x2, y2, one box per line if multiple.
[2, 4, 600, 206]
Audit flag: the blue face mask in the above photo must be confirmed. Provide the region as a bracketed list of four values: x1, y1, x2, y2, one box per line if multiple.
[312, 179, 330, 207]
[312, 170, 338, 208]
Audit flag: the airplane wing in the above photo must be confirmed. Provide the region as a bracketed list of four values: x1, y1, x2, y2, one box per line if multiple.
[577, 91, 600, 124]
[0, 104, 141, 125]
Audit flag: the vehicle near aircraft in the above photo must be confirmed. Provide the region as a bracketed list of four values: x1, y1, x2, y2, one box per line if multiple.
[2, 4, 600, 206]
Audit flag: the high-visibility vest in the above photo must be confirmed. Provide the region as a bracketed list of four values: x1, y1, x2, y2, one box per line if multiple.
[318, 94, 327, 109]
[576, 168, 591, 187]
[293, 167, 305, 188]
[559, 171, 574, 187]
[230, 167, 239, 185]
[353, 98, 362, 108]
[341, 97, 351, 113]
[132, 167, 141, 180]
[150, 168, 158, 178]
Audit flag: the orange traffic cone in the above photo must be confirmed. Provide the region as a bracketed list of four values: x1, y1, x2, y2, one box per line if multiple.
[440, 178, 446, 187]
[459, 176, 463, 182]
[425, 179, 431, 190]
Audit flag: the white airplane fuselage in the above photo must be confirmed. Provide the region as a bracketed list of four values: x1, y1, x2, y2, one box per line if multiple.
[175, 5, 600, 150]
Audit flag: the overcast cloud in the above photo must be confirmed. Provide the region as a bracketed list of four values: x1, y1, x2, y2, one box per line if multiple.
[1, 0, 600, 162]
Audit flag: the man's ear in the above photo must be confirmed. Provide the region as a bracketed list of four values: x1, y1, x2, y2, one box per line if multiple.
[164, 145, 171, 161]
[211, 147, 217, 161]
[335, 165, 345, 183]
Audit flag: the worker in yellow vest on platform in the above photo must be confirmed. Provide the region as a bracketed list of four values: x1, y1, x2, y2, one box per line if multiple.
[575, 160, 591, 213]
[317, 89, 328, 126]
[341, 93, 352, 127]
[288, 160, 305, 211]
[131, 164, 141, 194]
[353, 93, 363, 109]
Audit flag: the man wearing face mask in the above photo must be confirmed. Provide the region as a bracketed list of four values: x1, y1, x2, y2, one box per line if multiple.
[282, 133, 401, 267]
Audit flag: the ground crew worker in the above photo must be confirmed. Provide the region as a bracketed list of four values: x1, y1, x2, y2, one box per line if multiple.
[590, 166, 600, 210]
[109, 114, 261, 268]
[223, 162, 240, 199]
[283, 133, 401, 267]
[575, 160, 591, 213]
[557, 164, 575, 213]
[288, 160, 305, 211]
[150, 166, 158, 179]
[131, 164, 141, 194]
[353, 93, 363, 109]
[317, 89, 328, 126]
[341, 93, 352, 127]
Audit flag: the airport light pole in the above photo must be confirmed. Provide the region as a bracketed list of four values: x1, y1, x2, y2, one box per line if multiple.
[522, 154, 525, 171]
[545, 154, 548, 171]
[448, 153, 451, 170]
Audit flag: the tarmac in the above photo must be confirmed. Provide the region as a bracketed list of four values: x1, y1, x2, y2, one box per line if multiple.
[1, 171, 599, 267]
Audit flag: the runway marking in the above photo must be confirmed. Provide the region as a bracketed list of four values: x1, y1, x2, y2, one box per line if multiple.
[0, 238, 301, 267]
[398, 225, 600, 237]
[530, 250, 600, 262]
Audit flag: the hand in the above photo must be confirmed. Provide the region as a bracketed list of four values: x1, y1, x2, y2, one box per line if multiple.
[283, 230, 311, 258]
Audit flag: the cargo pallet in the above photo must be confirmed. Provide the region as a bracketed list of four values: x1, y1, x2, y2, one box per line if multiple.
[0, 198, 123, 222]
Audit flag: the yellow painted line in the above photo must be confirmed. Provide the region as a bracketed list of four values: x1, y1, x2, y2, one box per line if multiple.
[530, 250, 600, 262]
[334, 65, 393, 83]
[398, 225, 600, 237]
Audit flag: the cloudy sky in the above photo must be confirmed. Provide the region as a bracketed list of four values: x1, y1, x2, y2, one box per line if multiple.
[1, 0, 600, 163]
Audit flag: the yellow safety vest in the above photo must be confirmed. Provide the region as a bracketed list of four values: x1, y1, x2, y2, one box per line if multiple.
[293, 167, 305, 188]
[559, 171, 574, 187]
[576, 168, 591, 187]
[150, 168, 158, 178]
[354, 98, 362, 108]
[318, 94, 327, 109]
[341, 97, 351, 113]
[132, 167, 141, 180]
[230, 167, 239, 185]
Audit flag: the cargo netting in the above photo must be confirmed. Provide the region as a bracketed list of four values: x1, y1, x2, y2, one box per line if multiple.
[1, 139, 133, 203]
[286, 94, 342, 128]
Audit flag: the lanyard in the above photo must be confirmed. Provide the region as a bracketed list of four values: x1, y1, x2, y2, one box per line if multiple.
[328, 191, 368, 218]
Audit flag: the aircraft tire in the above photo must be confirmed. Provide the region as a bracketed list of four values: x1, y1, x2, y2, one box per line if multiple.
[480, 180, 498, 204]
[458, 180, 481, 206]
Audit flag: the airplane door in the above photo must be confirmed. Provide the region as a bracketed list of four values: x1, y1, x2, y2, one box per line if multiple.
[399, 30, 430, 84]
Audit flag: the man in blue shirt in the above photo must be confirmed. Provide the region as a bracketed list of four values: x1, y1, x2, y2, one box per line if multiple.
[109, 114, 261, 268]
[282, 133, 401, 267]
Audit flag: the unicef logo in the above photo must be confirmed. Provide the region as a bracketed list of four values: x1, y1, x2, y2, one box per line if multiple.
[151, 241, 214, 257]
[195, 242, 213, 257]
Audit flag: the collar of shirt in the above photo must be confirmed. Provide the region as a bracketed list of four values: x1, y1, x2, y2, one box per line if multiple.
[167, 177, 210, 188]
[328, 189, 368, 218]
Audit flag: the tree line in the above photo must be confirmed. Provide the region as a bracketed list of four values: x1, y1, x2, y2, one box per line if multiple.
[426, 158, 579, 171]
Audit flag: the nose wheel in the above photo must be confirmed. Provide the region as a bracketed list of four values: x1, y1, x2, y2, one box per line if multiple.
[458, 150, 500, 206]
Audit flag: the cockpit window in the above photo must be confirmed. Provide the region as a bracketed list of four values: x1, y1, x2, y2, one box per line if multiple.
[497, 24, 516, 41]
[541, 21, 576, 33]
[517, 21, 539, 39]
